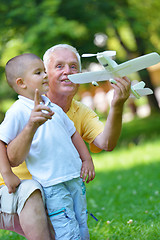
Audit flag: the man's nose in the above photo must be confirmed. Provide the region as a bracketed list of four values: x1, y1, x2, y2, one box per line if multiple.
[63, 65, 71, 74]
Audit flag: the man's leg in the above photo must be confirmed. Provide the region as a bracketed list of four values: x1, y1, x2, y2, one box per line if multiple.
[19, 189, 54, 240]
[0, 180, 55, 240]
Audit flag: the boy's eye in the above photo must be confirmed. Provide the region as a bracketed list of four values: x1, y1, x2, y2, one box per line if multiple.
[35, 71, 41, 75]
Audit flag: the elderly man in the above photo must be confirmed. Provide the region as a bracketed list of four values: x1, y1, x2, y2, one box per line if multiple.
[0, 44, 130, 239]
[43, 44, 131, 153]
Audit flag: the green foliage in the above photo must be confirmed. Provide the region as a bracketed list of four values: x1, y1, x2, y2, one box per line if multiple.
[117, 114, 160, 148]
[0, 0, 160, 111]
[1, 0, 160, 59]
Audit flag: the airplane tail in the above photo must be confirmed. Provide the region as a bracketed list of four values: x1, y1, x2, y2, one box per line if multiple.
[130, 81, 153, 99]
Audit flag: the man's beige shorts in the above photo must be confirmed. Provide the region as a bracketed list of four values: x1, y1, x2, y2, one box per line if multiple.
[0, 179, 45, 235]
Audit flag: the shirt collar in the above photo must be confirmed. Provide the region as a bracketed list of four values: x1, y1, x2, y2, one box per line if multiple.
[67, 99, 79, 118]
[18, 95, 54, 109]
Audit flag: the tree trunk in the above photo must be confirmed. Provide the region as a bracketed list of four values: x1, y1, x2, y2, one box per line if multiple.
[138, 69, 160, 113]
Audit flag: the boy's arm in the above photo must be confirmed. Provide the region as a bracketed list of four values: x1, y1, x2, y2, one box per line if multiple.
[0, 140, 21, 193]
[7, 89, 54, 167]
[71, 130, 95, 183]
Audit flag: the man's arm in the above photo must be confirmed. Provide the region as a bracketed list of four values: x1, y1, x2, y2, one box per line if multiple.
[93, 76, 131, 151]
[71, 131, 95, 183]
[7, 89, 54, 167]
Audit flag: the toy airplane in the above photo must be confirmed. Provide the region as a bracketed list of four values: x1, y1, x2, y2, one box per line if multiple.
[68, 51, 160, 99]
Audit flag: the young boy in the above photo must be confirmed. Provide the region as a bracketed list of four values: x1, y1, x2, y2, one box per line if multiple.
[0, 53, 95, 240]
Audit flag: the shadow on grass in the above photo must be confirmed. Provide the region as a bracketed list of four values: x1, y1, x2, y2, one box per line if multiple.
[87, 160, 160, 239]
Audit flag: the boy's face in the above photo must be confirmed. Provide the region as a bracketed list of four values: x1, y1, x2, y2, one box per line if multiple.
[23, 58, 49, 99]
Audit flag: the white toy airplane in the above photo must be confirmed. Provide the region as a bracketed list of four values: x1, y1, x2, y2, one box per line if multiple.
[68, 51, 160, 99]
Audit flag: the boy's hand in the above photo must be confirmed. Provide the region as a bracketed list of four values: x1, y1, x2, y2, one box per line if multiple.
[3, 171, 21, 194]
[28, 89, 54, 131]
[80, 159, 95, 183]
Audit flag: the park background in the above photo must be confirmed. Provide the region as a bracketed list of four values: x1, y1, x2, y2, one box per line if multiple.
[0, 0, 160, 239]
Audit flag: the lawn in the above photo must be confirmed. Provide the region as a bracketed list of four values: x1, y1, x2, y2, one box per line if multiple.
[0, 114, 160, 239]
[87, 114, 160, 239]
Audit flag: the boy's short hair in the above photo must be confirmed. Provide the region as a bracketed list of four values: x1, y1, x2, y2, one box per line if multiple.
[5, 53, 40, 90]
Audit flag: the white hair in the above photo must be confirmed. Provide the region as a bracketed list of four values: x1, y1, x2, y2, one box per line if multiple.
[43, 44, 81, 72]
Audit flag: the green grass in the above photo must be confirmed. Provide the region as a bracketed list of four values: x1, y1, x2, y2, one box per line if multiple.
[0, 114, 160, 239]
[0, 231, 26, 240]
[87, 139, 160, 239]
[87, 114, 160, 239]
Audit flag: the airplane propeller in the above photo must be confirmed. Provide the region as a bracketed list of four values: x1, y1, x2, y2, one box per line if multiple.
[82, 50, 116, 58]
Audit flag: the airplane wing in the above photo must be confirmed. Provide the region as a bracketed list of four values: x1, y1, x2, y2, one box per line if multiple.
[68, 52, 160, 84]
[68, 70, 114, 83]
[113, 52, 160, 77]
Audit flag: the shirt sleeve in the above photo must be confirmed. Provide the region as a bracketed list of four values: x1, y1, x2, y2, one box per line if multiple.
[0, 107, 23, 144]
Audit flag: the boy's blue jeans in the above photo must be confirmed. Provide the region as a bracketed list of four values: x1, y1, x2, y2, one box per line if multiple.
[43, 177, 90, 240]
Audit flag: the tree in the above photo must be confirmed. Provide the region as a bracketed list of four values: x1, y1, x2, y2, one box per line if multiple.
[57, 0, 160, 111]
[0, 0, 160, 111]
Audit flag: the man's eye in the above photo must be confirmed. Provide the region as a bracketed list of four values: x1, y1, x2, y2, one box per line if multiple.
[71, 65, 78, 70]
[56, 65, 62, 69]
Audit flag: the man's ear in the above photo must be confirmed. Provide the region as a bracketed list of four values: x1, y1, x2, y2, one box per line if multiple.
[16, 78, 27, 89]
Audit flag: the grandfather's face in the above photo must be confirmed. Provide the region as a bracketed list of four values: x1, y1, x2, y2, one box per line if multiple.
[46, 48, 80, 97]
